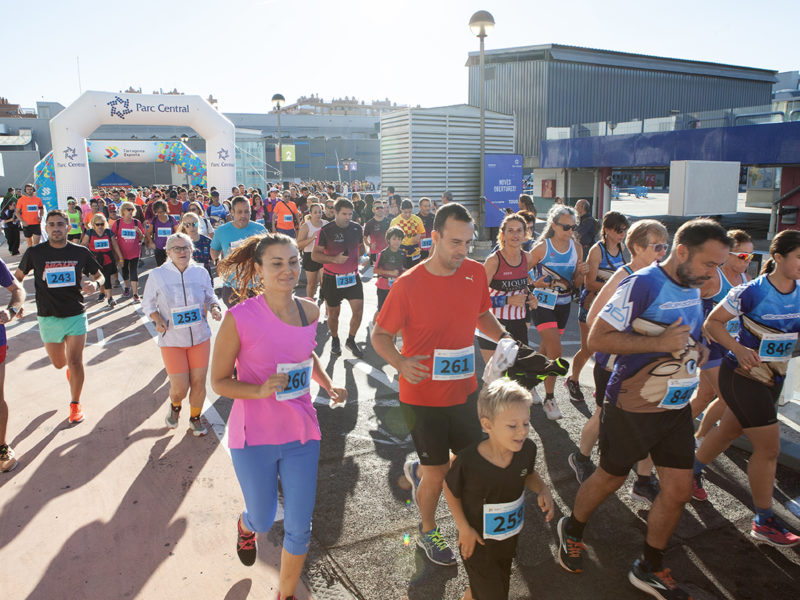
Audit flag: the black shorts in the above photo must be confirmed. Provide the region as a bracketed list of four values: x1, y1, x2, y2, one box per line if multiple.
[369, 253, 377, 265]
[533, 302, 571, 333]
[320, 272, 363, 307]
[302, 251, 322, 273]
[593, 362, 612, 408]
[154, 248, 167, 266]
[718, 361, 781, 429]
[22, 223, 41, 238]
[598, 401, 694, 477]
[462, 544, 513, 600]
[403, 253, 422, 270]
[377, 288, 390, 311]
[400, 393, 483, 465]
[67, 233, 82, 241]
[420, 249, 430, 261]
[476, 318, 529, 351]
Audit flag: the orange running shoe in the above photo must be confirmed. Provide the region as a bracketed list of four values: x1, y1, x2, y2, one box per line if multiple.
[69, 403, 84, 424]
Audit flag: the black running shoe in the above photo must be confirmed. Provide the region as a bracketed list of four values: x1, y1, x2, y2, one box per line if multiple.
[345, 337, 363, 359]
[330, 337, 341, 355]
[568, 452, 595, 484]
[557, 516, 586, 573]
[236, 517, 257, 566]
[628, 558, 692, 599]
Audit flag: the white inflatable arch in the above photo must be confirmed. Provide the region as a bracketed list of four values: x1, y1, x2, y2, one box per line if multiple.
[50, 91, 236, 208]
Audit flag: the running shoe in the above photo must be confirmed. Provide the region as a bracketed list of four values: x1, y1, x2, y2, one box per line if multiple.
[543, 396, 562, 420]
[330, 337, 341, 355]
[345, 338, 363, 359]
[557, 516, 586, 573]
[0, 444, 18, 473]
[568, 452, 595, 484]
[96, 293, 105, 303]
[628, 559, 691, 599]
[403, 459, 421, 508]
[122, 287, 131, 298]
[691, 473, 707, 502]
[107, 297, 116, 308]
[416, 524, 456, 566]
[565, 378, 585, 403]
[750, 515, 800, 547]
[165, 404, 180, 428]
[68, 403, 85, 424]
[631, 476, 661, 505]
[132, 294, 141, 303]
[189, 415, 208, 437]
[236, 517, 257, 566]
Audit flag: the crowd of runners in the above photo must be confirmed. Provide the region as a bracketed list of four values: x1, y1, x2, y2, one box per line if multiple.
[0, 180, 799, 600]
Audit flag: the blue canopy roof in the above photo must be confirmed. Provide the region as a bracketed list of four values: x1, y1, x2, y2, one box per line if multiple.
[97, 172, 133, 187]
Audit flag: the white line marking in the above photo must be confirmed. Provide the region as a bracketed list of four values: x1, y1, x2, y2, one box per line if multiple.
[346, 358, 399, 392]
[96, 327, 104, 346]
[102, 332, 140, 346]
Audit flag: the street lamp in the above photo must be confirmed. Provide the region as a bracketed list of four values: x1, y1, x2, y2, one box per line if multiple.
[271, 93, 285, 186]
[470, 10, 494, 238]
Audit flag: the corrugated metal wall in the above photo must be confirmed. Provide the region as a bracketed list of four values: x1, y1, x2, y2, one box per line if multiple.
[380, 107, 515, 217]
[468, 58, 773, 161]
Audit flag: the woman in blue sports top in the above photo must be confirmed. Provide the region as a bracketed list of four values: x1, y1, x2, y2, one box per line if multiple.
[690, 229, 753, 456]
[528, 205, 588, 420]
[696, 229, 800, 547]
[568, 211, 629, 404]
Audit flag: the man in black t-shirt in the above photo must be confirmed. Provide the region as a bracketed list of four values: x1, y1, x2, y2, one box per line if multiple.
[363, 201, 390, 265]
[16, 210, 104, 425]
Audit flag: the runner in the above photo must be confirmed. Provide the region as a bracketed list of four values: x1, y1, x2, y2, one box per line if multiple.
[416, 197, 435, 260]
[443, 378, 555, 600]
[528, 205, 588, 419]
[15, 183, 44, 248]
[689, 230, 753, 455]
[390, 199, 425, 269]
[66, 197, 84, 242]
[693, 229, 800, 546]
[143, 233, 222, 438]
[311, 198, 365, 357]
[179, 212, 214, 281]
[0, 258, 25, 473]
[371, 202, 518, 567]
[112, 201, 146, 302]
[210, 232, 346, 600]
[273, 190, 300, 239]
[296, 201, 324, 300]
[567, 219, 669, 505]
[148, 200, 178, 266]
[567, 211, 629, 403]
[186, 201, 215, 238]
[363, 200, 390, 266]
[557, 218, 730, 599]
[210, 196, 267, 307]
[15, 210, 105, 424]
[206, 191, 230, 227]
[372, 226, 405, 322]
[81, 213, 123, 308]
[1, 198, 21, 256]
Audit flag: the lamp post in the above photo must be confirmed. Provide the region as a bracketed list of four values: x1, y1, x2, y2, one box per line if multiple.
[469, 10, 494, 239]
[271, 93, 285, 186]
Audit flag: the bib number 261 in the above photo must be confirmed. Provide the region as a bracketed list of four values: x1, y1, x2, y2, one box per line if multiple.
[432, 347, 474, 381]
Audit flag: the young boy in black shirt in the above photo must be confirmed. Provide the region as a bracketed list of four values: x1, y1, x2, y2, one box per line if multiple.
[445, 378, 555, 600]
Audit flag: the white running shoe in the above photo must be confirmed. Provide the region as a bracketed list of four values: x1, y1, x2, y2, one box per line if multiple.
[530, 386, 543, 405]
[543, 397, 563, 420]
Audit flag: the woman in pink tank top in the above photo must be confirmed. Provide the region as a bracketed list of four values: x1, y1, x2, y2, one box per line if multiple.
[211, 232, 346, 600]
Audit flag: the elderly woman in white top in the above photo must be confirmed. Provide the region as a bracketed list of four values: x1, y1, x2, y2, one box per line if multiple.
[142, 232, 222, 436]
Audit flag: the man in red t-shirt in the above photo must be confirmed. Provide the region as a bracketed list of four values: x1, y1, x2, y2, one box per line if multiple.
[371, 203, 511, 567]
[15, 183, 44, 247]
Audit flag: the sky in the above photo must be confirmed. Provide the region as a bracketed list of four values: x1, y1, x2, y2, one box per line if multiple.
[3, 0, 798, 113]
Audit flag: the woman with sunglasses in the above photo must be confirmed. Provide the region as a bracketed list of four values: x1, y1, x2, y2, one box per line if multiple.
[143, 233, 222, 438]
[179, 212, 214, 280]
[693, 230, 800, 547]
[251, 194, 266, 224]
[80, 213, 124, 307]
[567, 211, 629, 403]
[568, 220, 669, 504]
[528, 205, 588, 419]
[689, 230, 753, 467]
[186, 201, 215, 239]
[111, 201, 145, 302]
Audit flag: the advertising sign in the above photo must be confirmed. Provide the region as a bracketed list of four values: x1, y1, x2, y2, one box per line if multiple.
[484, 154, 523, 228]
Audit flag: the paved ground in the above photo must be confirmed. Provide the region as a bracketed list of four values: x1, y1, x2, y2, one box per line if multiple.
[1, 227, 799, 599]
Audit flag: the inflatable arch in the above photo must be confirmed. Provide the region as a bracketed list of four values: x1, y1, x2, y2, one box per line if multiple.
[50, 91, 235, 208]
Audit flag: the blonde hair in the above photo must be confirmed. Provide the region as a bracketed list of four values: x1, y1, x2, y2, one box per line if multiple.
[478, 378, 533, 421]
[626, 219, 668, 256]
[90, 213, 108, 227]
[119, 201, 136, 213]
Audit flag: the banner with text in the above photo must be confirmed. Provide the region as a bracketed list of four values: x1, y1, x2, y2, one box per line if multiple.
[484, 153, 523, 228]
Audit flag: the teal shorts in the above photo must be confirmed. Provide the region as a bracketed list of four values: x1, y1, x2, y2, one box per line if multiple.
[38, 313, 88, 344]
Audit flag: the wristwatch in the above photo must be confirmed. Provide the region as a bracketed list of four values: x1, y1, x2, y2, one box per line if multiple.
[500, 331, 513, 340]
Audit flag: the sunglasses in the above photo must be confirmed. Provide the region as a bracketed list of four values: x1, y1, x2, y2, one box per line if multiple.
[649, 243, 670, 253]
[555, 222, 578, 231]
[614, 226, 628, 234]
[184, 222, 198, 227]
[730, 252, 753, 261]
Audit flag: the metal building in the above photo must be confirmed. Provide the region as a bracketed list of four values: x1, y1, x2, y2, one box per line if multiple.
[380, 105, 515, 217]
[467, 44, 777, 167]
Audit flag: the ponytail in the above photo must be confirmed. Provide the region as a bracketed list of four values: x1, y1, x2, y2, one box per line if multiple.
[216, 232, 296, 302]
[760, 258, 776, 276]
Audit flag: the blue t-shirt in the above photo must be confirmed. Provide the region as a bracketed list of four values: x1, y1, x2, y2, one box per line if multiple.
[598, 263, 704, 413]
[206, 203, 229, 225]
[537, 238, 578, 303]
[210, 221, 267, 286]
[721, 274, 800, 386]
[0, 258, 13, 347]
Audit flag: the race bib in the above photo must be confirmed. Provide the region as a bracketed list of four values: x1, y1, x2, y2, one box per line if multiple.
[336, 272, 357, 289]
[283, 214, 293, 223]
[432, 346, 475, 381]
[492, 295, 508, 308]
[533, 288, 557, 310]
[483, 493, 525, 541]
[157, 227, 172, 238]
[121, 228, 137, 240]
[420, 237, 432, 250]
[276, 358, 313, 401]
[387, 277, 395, 288]
[93, 239, 110, 250]
[229, 238, 245, 251]
[45, 266, 75, 288]
[27, 204, 38, 212]
[171, 304, 202, 329]
[758, 332, 797, 362]
[658, 376, 698, 410]
[725, 319, 740, 335]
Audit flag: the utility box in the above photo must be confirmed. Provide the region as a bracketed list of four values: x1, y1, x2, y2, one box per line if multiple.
[668, 160, 740, 216]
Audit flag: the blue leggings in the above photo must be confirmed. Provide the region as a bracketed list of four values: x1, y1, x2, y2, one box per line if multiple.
[230, 439, 320, 556]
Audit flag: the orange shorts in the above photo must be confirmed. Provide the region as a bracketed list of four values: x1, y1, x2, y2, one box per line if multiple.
[160, 339, 210, 374]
